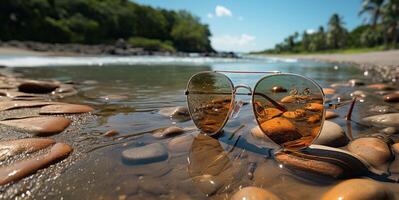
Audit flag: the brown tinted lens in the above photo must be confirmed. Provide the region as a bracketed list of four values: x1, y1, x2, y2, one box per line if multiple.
[187, 72, 233, 135]
[253, 74, 324, 150]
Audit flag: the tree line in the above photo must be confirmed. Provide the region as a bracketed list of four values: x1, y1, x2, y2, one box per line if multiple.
[262, 0, 399, 54]
[0, 0, 214, 52]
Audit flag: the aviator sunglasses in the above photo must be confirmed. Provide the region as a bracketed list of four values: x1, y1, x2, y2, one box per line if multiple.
[185, 71, 356, 150]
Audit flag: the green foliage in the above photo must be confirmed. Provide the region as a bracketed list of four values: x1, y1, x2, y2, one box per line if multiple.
[128, 37, 175, 52]
[0, 0, 213, 52]
[262, 0, 398, 54]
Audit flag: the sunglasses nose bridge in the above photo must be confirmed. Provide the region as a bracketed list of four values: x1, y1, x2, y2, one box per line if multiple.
[233, 84, 253, 94]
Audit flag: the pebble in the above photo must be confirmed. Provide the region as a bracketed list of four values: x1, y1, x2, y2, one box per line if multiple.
[103, 129, 119, 137]
[39, 104, 94, 114]
[304, 103, 323, 112]
[390, 142, 399, 155]
[260, 117, 302, 144]
[323, 88, 336, 95]
[325, 111, 339, 119]
[158, 106, 191, 121]
[192, 174, 222, 196]
[153, 126, 185, 138]
[384, 93, 399, 102]
[280, 95, 295, 103]
[321, 179, 392, 200]
[0, 138, 55, 161]
[0, 116, 71, 135]
[261, 108, 283, 120]
[348, 137, 391, 168]
[0, 143, 72, 186]
[18, 80, 59, 94]
[0, 100, 61, 111]
[282, 109, 305, 119]
[271, 86, 287, 93]
[362, 113, 399, 127]
[367, 83, 394, 90]
[348, 79, 365, 87]
[307, 114, 321, 124]
[381, 127, 397, 135]
[231, 186, 280, 200]
[167, 134, 194, 153]
[313, 121, 348, 147]
[121, 143, 168, 165]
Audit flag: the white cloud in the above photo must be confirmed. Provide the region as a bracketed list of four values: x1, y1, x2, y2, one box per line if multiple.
[306, 29, 316, 34]
[207, 13, 213, 18]
[215, 5, 232, 17]
[211, 34, 256, 52]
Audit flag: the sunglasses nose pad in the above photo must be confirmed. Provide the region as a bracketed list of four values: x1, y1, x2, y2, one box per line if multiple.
[230, 100, 244, 119]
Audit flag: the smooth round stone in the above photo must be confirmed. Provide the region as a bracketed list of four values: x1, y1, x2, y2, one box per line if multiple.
[271, 86, 287, 93]
[348, 137, 391, 168]
[0, 143, 72, 186]
[325, 111, 339, 119]
[280, 96, 295, 103]
[0, 100, 60, 111]
[260, 117, 302, 144]
[321, 179, 392, 200]
[103, 129, 119, 137]
[369, 105, 391, 114]
[367, 83, 394, 90]
[393, 143, 399, 154]
[348, 79, 365, 87]
[381, 127, 397, 135]
[18, 80, 59, 94]
[158, 106, 190, 121]
[121, 143, 168, 165]
[231, 186, 280, 200]
[362, 113, 399, 128]
[323, 88, 336, 95]
[0, 138, 55, 161]
[192, 174, 222, 196]
[0, 116, 71, 135]
[283, 109, 305, 119]
[39, 104, 94, 114]
[153, 126, 184, 138]
[313, 121, 348, 147]
[167, 134, 194, 153]
[304, 103, 323, 112]
[384, 93, 399, 102]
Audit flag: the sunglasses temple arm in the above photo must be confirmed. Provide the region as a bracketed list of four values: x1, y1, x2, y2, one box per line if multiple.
[327, 97, 357, 120]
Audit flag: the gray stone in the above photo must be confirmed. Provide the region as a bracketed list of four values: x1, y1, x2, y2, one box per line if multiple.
[121, 143, 168, 165]
[362, 113, 399, 127]
[313, 121, 348, 147]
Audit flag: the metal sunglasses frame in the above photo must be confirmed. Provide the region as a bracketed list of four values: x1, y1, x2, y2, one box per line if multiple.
[185, 70, 356, 148]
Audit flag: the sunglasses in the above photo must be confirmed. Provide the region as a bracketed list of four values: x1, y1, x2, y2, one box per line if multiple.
[185, 70, 356, 150]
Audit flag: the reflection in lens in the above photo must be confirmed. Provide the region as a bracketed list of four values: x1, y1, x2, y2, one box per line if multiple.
[187, 72, 233, 135]
[252, 74, 325, 150]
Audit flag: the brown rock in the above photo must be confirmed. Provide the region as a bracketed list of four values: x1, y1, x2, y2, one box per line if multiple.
[283, 109, 306, 119]
[0, 101, 61, 111]
[0, 138, 55, 161]
[103, 129, 119, 137]
[307, 114, 321, 124]
[271, 86, 287, 93]
[0, 143, 72, 186]
[348, 138, 391, 168]
[153, 126, 185, 138]
[367, 83, 394, 90]
[392, 143, 399, 154]
[39, 104, 94, 114]
[325, 111, 339, 119]
[231, 186, 280, 200]
[323, 88, 336, 95]
[383, 93, 399, 103]
[260, 117, 301, 144]
[0, 116, 71, 135]
[304, 103, 324, 112]
[18, 80, 59, 94]
[280, 96, 295, 103]
[259, 108, 283, 121]
[321, 179, 392, 200]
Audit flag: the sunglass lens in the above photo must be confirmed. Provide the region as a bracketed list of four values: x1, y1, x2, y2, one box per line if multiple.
[187, 72, 233, 135]
[253, 74, 324, 149]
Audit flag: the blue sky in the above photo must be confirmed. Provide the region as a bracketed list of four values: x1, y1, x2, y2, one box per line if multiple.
[135, 0, 364, 52]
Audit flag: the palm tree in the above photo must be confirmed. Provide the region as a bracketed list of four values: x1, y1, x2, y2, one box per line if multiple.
[359, 0, 386, 27]
[327, 14, 348, 49]
[381, 0, 399, 46]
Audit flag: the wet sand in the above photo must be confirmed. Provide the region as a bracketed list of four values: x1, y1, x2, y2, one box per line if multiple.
[0, 47, 47, 56]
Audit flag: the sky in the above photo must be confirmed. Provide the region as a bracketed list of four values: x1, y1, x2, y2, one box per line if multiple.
[135, 0, 365, 52]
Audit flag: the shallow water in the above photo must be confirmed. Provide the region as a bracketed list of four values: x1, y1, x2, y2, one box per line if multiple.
[1, 56, 399, 199]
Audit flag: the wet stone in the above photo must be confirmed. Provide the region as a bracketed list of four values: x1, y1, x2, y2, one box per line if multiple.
[231, 186, 280, 200]
[0, 100, 61, 111]
[367, 83, 394, 90]
[158, 106, 190, 121]
[39, 104, 94, 114]
[0, 138, 56, 161]
[121, 143, 168, 165]
[313, 121, 348, 147]
[384, 93, 399, 103]
[0, 143, 72, 186]
[168, 134, 194, 153]
[325, 111, 339, 119]
[280, 95, 295, 103]
[304, 103, 323, 112]
[321, 179, 392, 200]
[260, 117, 302, 144]
[192, 174, 222, 196]
[369, 105, 391, 114]
[348, 137, 391, 168]
[153, 126, 184, 138]
[322, 88, 336, 95]
[271, 86, 287, 93]
[381, 127, 397, 135]
[18, 80, 59, 94]
[0, 116, 71, 136]
[282, 109, 306, 119]
[393, 143, 399, 154]
[348, 79, 365, 87]
[362, 113, 399, 128]
[103, 129, 119, 137]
